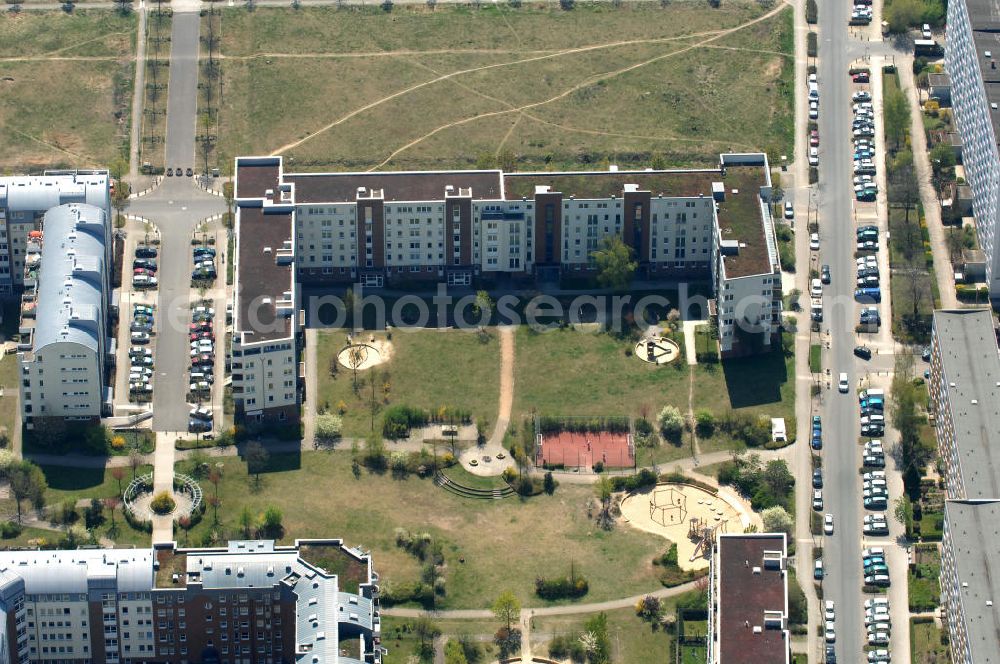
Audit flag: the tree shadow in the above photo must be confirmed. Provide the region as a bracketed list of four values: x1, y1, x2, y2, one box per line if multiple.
[40, 465, 107, 492]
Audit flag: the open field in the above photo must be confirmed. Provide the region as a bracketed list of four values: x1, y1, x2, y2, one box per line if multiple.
[0, 11, 135, 171]
[214, 2, 793, 171]
[316, 329, 500, 439]
[183, 450, 667, 608]
[533, 604, 681, 663]
[0, 353, 18, 444]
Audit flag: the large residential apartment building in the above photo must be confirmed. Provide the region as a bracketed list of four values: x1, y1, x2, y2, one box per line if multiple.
[0, 172, 110, 296]
[0, 172, 114, 429]
[232, 154, 782, 419]
[0, 539, 382, 664]
[707, 533, 789, 664]
[944, 0, 1000, 298]
[928, 309, 1000, 663]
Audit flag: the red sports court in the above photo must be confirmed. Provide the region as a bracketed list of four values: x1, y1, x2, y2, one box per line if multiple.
[536, 431, 635, 469]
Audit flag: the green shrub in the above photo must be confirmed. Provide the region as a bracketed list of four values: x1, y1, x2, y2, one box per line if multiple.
[150, 491, 176, 515]
[535, 574, 589, 599]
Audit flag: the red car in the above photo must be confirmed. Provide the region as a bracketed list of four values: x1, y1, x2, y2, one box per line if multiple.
[810, 130, 820, 147]
[133, 267, 153, 276]
[852, 72, 870, 83]
[189, 322, 213, 332]
[190, 331, 215, 342]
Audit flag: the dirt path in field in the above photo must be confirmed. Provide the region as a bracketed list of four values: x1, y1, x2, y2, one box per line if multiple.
[364, 1, 792, 169]
[0, 55, 121, 62]
[267, 21, 759, 156]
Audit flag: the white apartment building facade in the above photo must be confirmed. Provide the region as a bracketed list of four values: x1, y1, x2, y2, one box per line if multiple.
[235, 153, 781, 360]
[0, 540, 382, 664]
[944, 0, 1000, 297]
[17, 203, 114, 429]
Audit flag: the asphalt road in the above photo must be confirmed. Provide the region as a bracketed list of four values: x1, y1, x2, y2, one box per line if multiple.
[128, 10, 226, 432]
[816, 0, 864, 660]
[164, 10, 201, 170]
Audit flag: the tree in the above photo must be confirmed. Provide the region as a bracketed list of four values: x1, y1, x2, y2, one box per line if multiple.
[889, 160, 920, 224]
[581, 612, 611, 664]
[444, 640, 469, 664]
[760, 505, 794, 536]
[657, 405, 685, 440]
[472, 290, 494, 325]
[104, 497, 120, 536]
[111, 467, 126, 495]
[259, 505, 283, 538]
[413, 615, 440, 658]
[244, 442, 270, 484]
[239, 505, 254, 538]
[128, 450, 143, 479]
[769, 185, 785, 217]
[114, 0, 132, 15]
[636, 595, 662, 622]
[208, 467, 222, 497]
[207, 494, 221, 524]
[894, 495, 913, 530]
[315, 412, 343, 442]
[543, 471, 556, 495]
[492, 589, 520, 633]
[497, 149, 516, 173]
[885, 0, 922, 33]
[594, 474, 614, 529]
[9, 462, 46, 523]
[883, 85, 909, 152]
[591, 235, 637, 291]
[761, 460, 795, 503]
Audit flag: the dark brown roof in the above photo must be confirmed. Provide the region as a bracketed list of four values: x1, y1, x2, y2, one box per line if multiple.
[504, 167, 773, 278]
[503, 170, 722, 200]
[236, 163, 281, 200]
[717, 534, 788, 664]
[716, 166, 774, 278]
[236, 206, 293, 342]
[285, 171, 503, 203]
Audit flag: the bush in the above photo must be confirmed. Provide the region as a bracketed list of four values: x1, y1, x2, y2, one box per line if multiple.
[0, 521, 22, 539]
[315, 412, 343, 441]
[694, 410, 715, 437]
[150, 491, 176, 515]
[535, 574, 589, 600]
[657, 405, 685, 441]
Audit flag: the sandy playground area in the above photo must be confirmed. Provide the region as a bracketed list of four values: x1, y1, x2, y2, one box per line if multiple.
[620, 483, 759, 571]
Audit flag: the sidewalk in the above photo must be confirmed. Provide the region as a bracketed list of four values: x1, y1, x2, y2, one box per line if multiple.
[896, 60, 958, 309]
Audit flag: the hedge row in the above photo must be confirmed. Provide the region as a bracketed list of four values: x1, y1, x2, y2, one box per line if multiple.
[536, 416, 630, 435]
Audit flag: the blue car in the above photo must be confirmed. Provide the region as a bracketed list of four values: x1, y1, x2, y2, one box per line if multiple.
[811, 432, 823, 450]
[855, 287, 882, 303]
[812, 415, 822, 430]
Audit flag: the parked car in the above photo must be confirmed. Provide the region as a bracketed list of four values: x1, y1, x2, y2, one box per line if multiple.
[810, 233, 820, 250]
[815, 559, 825, 579]
[813, 468, 823, 488]
[135, 246, 158, 258]
[821, 264, 831, 284]
[854, 345, 872, 360]
[190, 406, 214, 421]
[189, 381, 211, 393]
[133, 259, 157, 271]
[853, 72, 870, 83]
[188, 419, 212, 433]
[131, 331, 151, 344]
[824, 513, 834, 535]
[810, 130, 820, 147]
[838, 372, 849, 393]
[813, 490, 824, 511]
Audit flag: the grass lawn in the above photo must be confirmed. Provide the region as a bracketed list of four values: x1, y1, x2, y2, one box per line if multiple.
[0, 11, 135, 171]
[0, 353, 19, 444]
[42, 464, 153, 505]
[0, 526, 63, 549]
[316, 329, 500, 439]
[515, 328, 794, 456]
[215, 3, 792, 171]
[534, 606, 676, 663]
[440, 463, 510, 492]
[184, 451, 667, 609]
[680, 645, 708, 664]
[910, 618, 949, 664]
[809, 343, 821, 373]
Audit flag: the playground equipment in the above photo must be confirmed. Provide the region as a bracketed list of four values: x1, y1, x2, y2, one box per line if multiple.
[634, 335, 680, 365]
[649, 485, 688, 526]
[688, 516, 728, 562]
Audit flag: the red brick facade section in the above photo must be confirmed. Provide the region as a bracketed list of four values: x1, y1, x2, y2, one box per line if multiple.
[88, 602, 106, 663]
[622, 190, 651, 261]
[533, 192, 563, 265]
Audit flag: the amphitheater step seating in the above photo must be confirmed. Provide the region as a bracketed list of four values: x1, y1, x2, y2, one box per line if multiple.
[434, 471, 515, 500]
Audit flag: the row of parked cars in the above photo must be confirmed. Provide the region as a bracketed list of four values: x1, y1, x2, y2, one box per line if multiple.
[128, 304, 155, 401]
[865, 597, 892, 662]
[191, 244, 217, 282]
[188, 303, 216, 433]
[133, 244, 158, 289]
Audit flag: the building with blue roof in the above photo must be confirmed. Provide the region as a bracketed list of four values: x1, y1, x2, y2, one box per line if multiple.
[17, 202, 113, 428]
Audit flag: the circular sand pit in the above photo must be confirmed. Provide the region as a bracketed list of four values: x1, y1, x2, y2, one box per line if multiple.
[634, 336, 680, 365]
[620, 482, 754, 570]
[337, 337, 393, 371]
